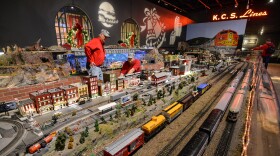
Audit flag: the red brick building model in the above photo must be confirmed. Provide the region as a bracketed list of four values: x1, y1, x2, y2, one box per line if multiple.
[18, 98, 35, 116]
[59, 85, 79, 105]
[151, 73, 167, 85]
[48, 88, 66, 111]
[71, 82, 89, 101]
[82, 76, 98, 98]
[29, 91, 52, 114]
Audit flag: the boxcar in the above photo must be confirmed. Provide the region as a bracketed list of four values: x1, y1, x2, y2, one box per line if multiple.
[177, 93, 194, 111]
[179, 131, 209, 156]
[197, 83, 210, 95]
[199, 109, 223, 139]
[103, 128, 144, 156]
[98, 102, 117, 114]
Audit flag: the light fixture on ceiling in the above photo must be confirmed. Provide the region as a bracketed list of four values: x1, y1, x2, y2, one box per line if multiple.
[71, 6, 74, 9]
[158, 0, 161, 3]
[269, 0, 273, 3]
[260, 26, 264, 35]
[246, 0, 250, 9]
[235, 4, 238, 8]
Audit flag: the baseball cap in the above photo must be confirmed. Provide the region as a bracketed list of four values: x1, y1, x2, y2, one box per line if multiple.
[101, 29, 110, 38]
[128, 53, 135, 58]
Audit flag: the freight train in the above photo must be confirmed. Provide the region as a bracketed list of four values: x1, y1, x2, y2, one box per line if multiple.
[103, 83, 212, 156]
[179, 69, 247, 156]
[27, 131, 57, 154]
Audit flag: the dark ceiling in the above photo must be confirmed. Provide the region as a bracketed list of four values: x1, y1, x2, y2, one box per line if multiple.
[147, 0, 280, 35]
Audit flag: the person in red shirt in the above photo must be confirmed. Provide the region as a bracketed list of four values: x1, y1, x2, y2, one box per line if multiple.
[84, 29, 110, 81]
[120, 53, 141, 77]
[253, 38, 275, 69]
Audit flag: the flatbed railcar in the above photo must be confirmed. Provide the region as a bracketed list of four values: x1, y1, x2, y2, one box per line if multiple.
[179, 131, 209, 156]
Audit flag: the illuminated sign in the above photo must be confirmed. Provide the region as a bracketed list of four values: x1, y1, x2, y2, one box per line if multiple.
[212, 9, 267, 21]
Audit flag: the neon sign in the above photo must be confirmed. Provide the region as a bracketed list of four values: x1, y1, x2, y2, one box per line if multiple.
[212, 9, 267, 21]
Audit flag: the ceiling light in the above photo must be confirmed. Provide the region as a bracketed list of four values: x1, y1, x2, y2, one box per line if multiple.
[71, 6, 74, 9]
[235, 4, 238, 8]
[158, 0, 161, 3]
[269, 0, 273, 3]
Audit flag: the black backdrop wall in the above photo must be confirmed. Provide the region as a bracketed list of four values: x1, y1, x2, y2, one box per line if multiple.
[0, 0, 193, 48]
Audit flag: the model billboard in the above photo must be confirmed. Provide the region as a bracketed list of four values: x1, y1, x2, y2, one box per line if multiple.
[186, 19, 247, 54]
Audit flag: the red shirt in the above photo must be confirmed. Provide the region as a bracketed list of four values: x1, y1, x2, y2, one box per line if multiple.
[121, 59, 141, 75]
[84, 37, 105, 66]
[253, 42, 275, 57]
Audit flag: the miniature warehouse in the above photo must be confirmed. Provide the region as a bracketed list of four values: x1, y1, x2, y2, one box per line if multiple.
[1, 0, 280, 156]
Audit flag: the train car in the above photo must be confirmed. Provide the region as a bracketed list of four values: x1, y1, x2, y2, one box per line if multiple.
[197, 83, 211, 95]
[0, 101, 17, 113]
[177, 93, 194, 111]
[227, 90, 246, 122]
[110, 91, 127, 102]
[162, 102, 183, 123]
[214, 87, 235, 112]
[103, 128, 144, 156]
[199, 109, 223, 139]
[120, 94, 132, 106]
[98, 102, 117, 114]
[141, 115, 166, 141]
[28, 143, 41, 154]
[179, 131, 209, 156]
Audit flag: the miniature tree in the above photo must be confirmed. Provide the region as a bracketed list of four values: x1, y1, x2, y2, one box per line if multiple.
[191, 76, 195, 82]
[157, 90, 163, 99]
[101, 116, 106, 123]
[162, 89, 166, 97]
[152, 97, 156, 104]
[68, 142, 73, 149]
[55, 133, 66, 151]
[125, 108, 130, 117]
[79, 132, 85, 144]
[175, 89, 179, 96]
[178, 83, 184, 90]
[94, 119, 99, 132]
[72, 110, 77, 116]
[142, 98, 146, 106]
[133, 93, 139, 101]
[52, 115, 58, 124]
[169, 87, 173, 95]
[148, 97, 153, 106]
[69, 136, 74, 142]
[193, 85, 197, 91]
[85, 127, 89, 137]
[110, 114, 113, 121]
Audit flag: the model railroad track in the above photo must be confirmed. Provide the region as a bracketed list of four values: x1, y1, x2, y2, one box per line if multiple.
[156, 63, 245, 156]
[0, 119, 24, 156]
[42, 100, 110, 134]
[215, 122, 236, 156]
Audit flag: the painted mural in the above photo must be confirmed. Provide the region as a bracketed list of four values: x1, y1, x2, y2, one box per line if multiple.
[186, 19, 247, 54]
[140, 8, 166, 48]
[98, 2, 119, 28]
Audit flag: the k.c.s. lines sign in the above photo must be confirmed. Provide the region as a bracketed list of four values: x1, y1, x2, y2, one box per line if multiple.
[212, 9, 267, 21]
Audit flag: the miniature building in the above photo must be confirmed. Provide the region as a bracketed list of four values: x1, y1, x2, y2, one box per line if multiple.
[59, 85, 79, 105]
[48, 88, 67, 111]
[169, 66, 180, 76]
[103, 73, 117, 92]
[98, 81, 110, 96]
[151, 72, 167, 85]
[29, 90, 52, 113]
[116, 77, 124, 90]
[18, 98, 36, 116]
[82, 76, 98, 98]
[71, 82, 89, 101]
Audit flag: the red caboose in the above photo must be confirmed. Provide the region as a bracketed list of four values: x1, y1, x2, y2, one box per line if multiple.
[103, 129, 144, 156]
